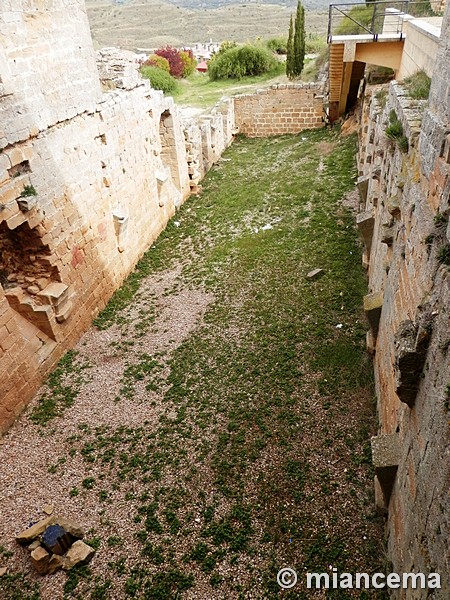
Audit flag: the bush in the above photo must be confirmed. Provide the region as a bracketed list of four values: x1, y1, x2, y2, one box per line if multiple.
[140, 66, 178, 94]
[143, 54, 170, 73]
[336, 6, 373, 35]
[403, 70, 431, 99]
[208, 44, 277, 81]
[266, 37, 287, 54]
[305, 33, 326, 54]
[179, 49, 196, 77]
[155, 46, 184, 78]
[216, 40, 238, 56]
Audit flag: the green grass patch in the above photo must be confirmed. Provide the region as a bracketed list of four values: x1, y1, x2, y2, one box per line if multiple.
[27, 130, 386, 598]
[30, 350, 91, 425]
[172, 64, 284, 109]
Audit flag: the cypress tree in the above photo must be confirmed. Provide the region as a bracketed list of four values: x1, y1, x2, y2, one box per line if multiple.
[293, 1, 305, 77]
[286, 14, 294, 80]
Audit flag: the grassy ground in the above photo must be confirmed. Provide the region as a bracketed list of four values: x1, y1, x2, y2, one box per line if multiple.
[173, 65, 286, 109]
[0, 130, 387, 599]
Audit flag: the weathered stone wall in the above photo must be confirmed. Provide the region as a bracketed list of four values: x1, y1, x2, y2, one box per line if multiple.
[0, 4, 325, 433]
[0, 4, 235, 433]
[234, 83, 325, 137]
[357, 4, 450, 593]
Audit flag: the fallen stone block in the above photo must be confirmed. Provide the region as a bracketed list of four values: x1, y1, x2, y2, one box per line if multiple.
[16, 515, 54, 544]
[48, 554, 64, 575]
[31, 546, 51, 575]
[54, 517, 84, 540]
[62, 541, 95, 570]
[0, 567, 7, 577]
[306, 268, 324, 280]
[28, 540, 41, 552]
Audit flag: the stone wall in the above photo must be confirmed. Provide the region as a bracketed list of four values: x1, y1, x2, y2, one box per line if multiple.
[0, 4, 325, 433]
[0, 3, 235, 433]
[357, 4, 449, 593]
[234, 83, 325, 137]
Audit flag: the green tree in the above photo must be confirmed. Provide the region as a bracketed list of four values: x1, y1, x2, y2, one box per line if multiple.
[286, 15, 294, 79]
[293, 1, 305, 77]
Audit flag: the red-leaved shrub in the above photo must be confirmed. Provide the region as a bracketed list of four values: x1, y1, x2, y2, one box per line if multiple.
[155, 46, 184, 78]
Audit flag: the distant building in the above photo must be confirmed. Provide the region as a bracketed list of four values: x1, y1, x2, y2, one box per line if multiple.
[196, 60, 208, 73]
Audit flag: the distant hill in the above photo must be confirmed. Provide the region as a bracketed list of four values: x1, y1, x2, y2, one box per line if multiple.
[85, 0, 333, 51]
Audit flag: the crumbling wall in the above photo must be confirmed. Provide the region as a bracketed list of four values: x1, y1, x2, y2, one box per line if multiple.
[357, 4, 450, 592]
[0, 2, 233, 433]
[234, 83, 325, 137]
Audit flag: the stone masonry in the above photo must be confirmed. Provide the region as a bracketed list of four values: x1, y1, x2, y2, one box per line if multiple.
[0, 1, 324, 433]
[234, 83, 325, 137]
[357, 3, 450, 594]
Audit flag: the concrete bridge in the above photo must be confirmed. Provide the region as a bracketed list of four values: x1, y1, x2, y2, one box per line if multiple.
[327, 2, 444, 121]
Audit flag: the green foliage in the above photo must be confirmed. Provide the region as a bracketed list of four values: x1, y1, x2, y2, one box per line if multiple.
[386, 110, 408, 152]
[286, 15, 294, 79]
[140, 66, 178, 95]
[0, 572, 40, 600]
[286, 1, 305, 79]
[179, 49, 196, 77]
[208, 44, 276, 81]
[375, 88, 388, 109]
[30, 350, 90, 425]
[143, 54, 170, 73]
[336, 5, 373, 35]
[305, 32, 326, 54]
[403, 70, 431, 99]
[434, 213, 447, 226]
[437, 244, 450, 266]
[216, 40, 237, 56]
[20, 184, 37, 197]
[293, 1, 306, 77]
[266, 37, 287, 54]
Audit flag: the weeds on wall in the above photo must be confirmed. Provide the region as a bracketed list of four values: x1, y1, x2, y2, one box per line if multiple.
[403, 70, 431, 100]
[19, 184, 37, 197]
[437, 243, 450, 267]
[386, 110, 409, 153]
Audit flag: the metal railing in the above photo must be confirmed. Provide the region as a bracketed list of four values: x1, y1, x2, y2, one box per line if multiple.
[327, 1, 442, 42]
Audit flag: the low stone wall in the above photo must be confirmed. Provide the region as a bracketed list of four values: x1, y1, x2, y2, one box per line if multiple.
[357, 72, 449, 593]
[234, 83, 325, 137]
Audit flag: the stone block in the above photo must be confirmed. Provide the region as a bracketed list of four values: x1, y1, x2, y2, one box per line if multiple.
[363, 291, 384, 338]
[386, 195, 401, 217]
[357, 175, 369, 202]
[31, 546, 51, 575]
[62, 541, 95, 570]
[371, 433, 401, 506]
[55, 301, 73, 323]
[48, 554, 64, 575]
[37, 283, 68, 307]
[306, 268, 325, 280]
[356, 210, 375, 254]
[16, 516, 54, 544]
[54, 517, 84, 540]
[394, 316, 433, 408]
